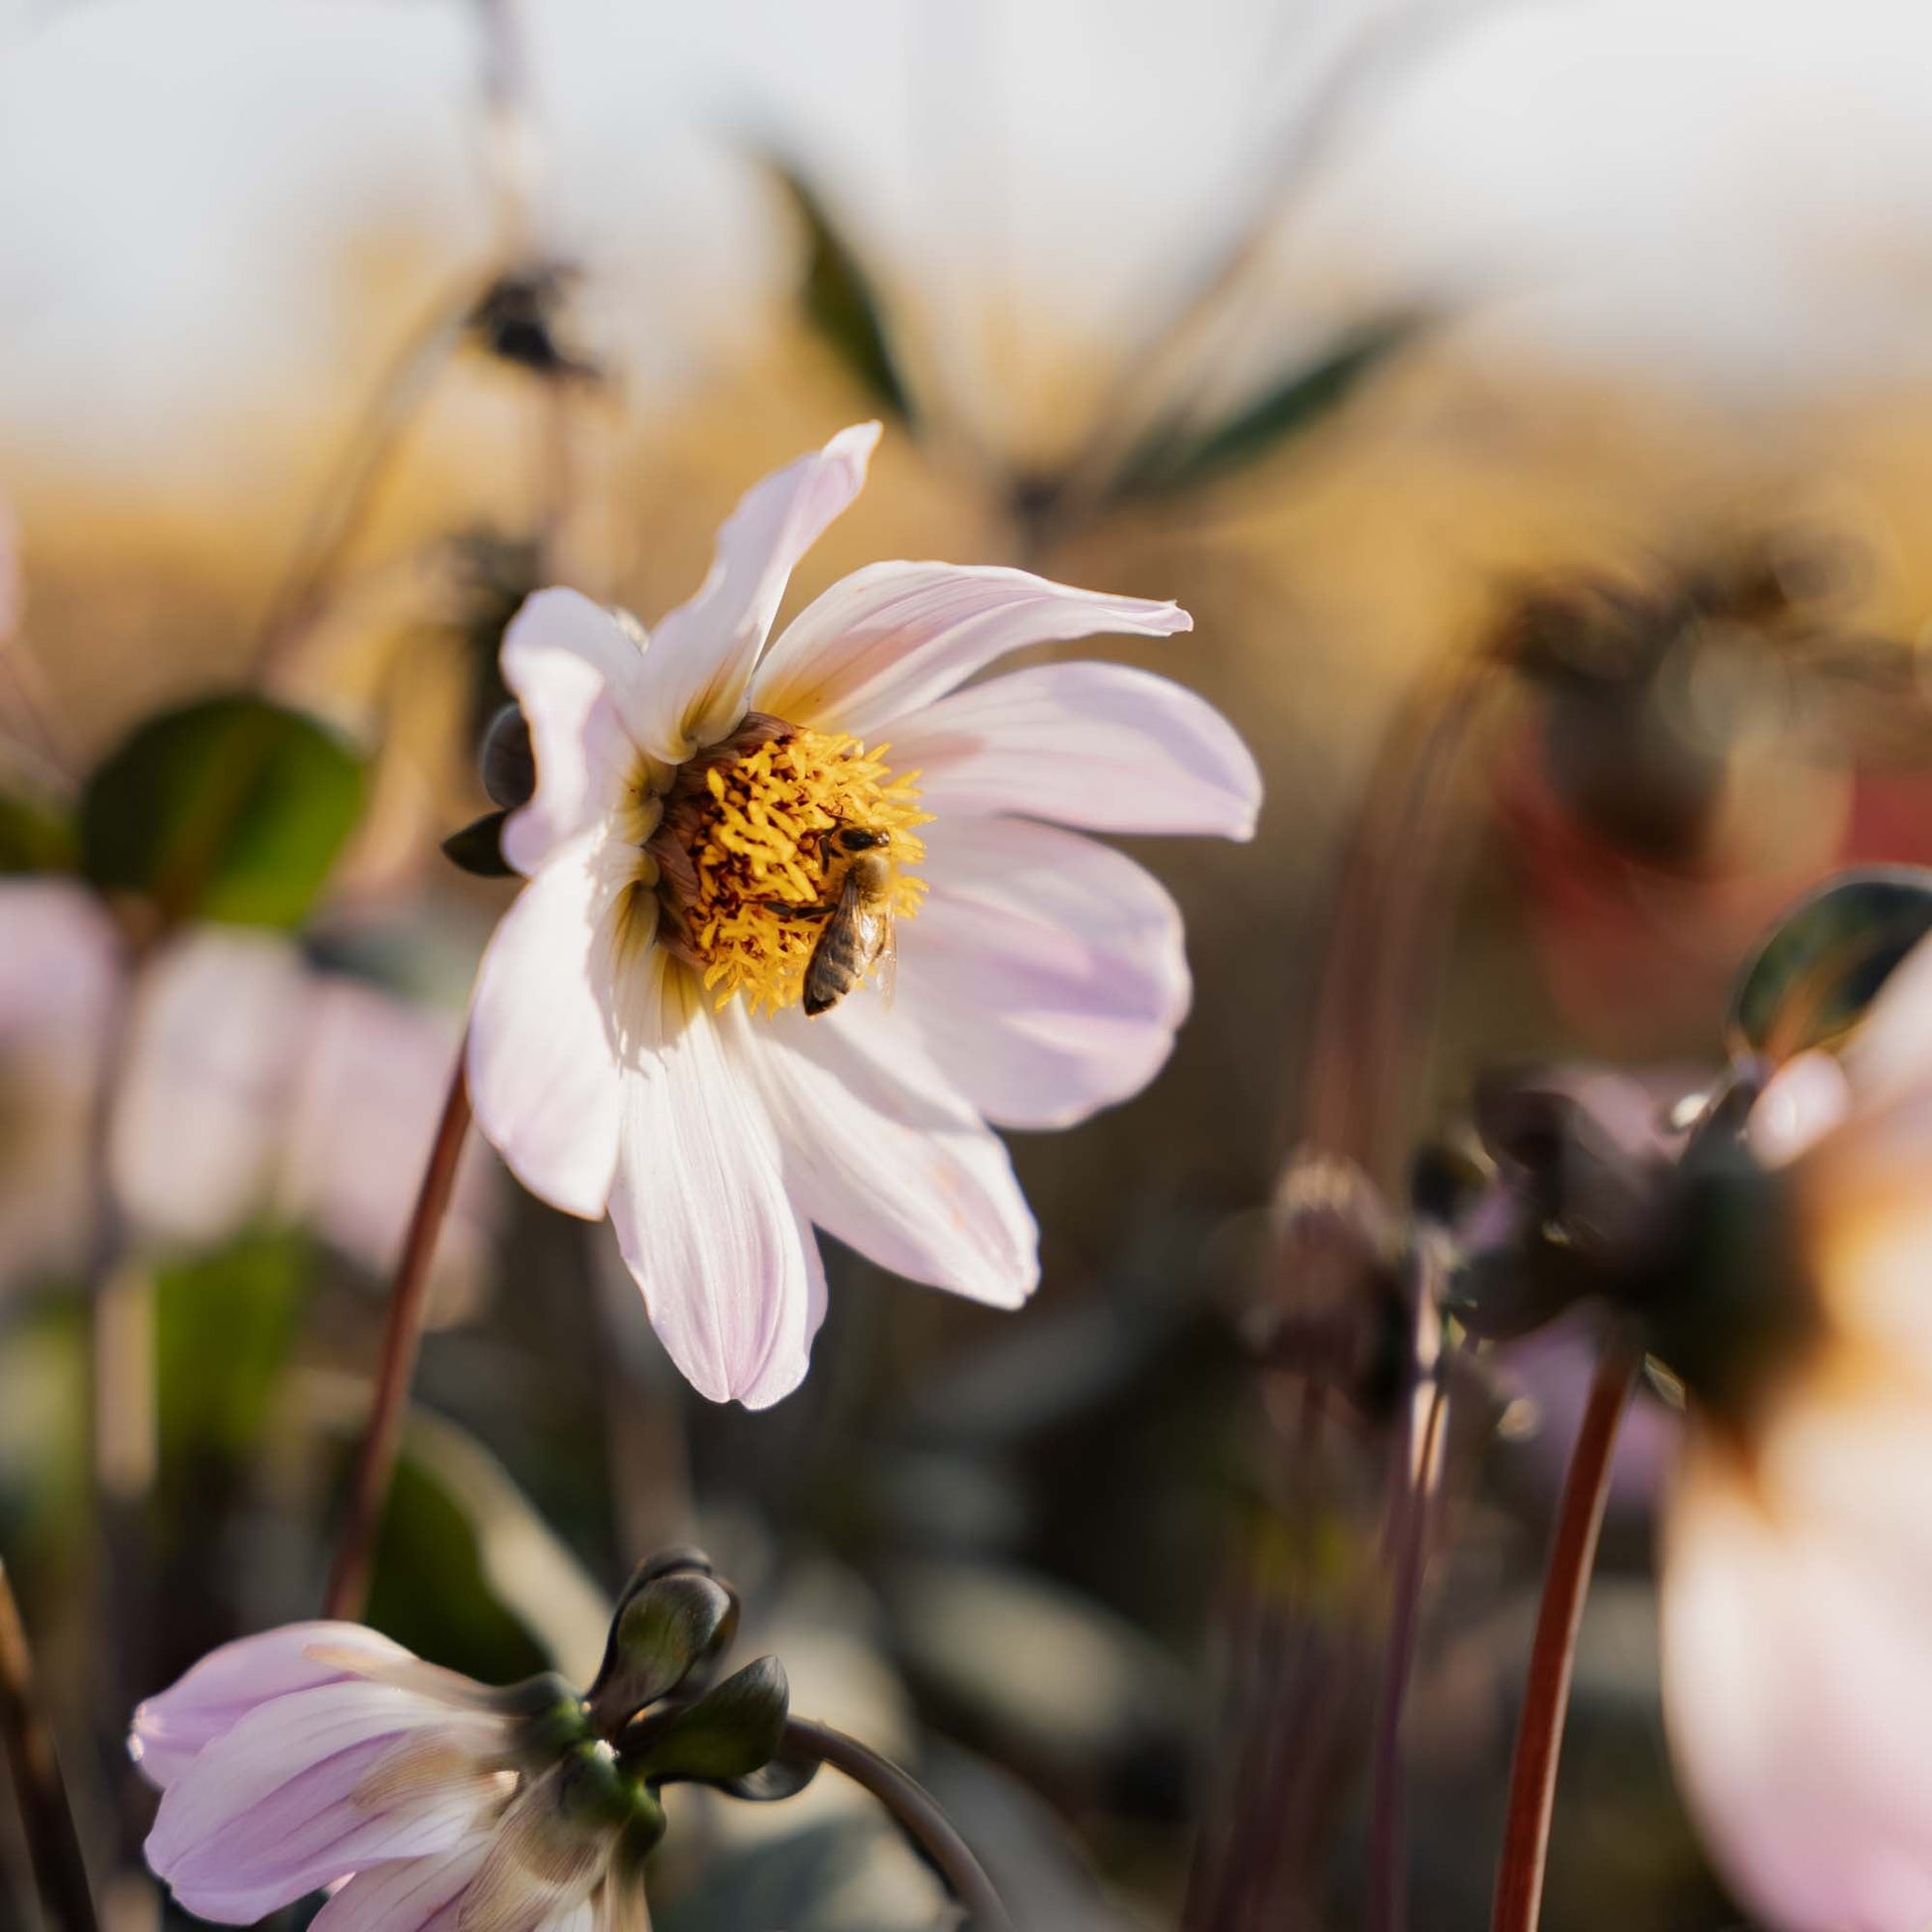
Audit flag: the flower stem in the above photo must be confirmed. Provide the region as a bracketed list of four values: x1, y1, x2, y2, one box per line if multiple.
[1490, 1338, 1641, 1932]
[0, 1559, 97, 1932]
[1365, 1359, 1450, 1932]
[324, 1049, 473, 1620]
[781, 1717, 1012, 1931]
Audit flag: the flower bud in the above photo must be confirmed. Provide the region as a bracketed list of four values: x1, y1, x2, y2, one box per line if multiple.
[585, 1550, 739, 1735]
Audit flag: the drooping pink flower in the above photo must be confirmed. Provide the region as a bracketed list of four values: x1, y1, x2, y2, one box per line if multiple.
[1659, 934, 1932, 1931]
[134, 1556, 779, 1931]
[467, 422, 1261, 1408]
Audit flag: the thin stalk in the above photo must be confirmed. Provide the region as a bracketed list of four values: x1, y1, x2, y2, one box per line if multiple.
[324, 1051, 473, 1620]
[1365, 1361, 1450, 1932]
[0, 1559, 97, 1932]
[1490, 1339, 1641, 1932]
[781, 1718, 1011, 1932]
[250, 268, 488, 685]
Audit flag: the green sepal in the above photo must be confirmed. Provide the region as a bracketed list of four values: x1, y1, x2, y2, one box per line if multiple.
[621, 1656, 790, 1788]
[441, 809, 515, 878]
[1726, 867, 1932, 1066]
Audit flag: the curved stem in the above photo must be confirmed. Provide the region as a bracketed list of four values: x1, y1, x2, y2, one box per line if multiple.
[781, 1717, 1011, 1931]
[0, 1559, 96, 1932]
[1490, 1339, 1641, 1932]
[1365, 1358, 1450, 1932]
[325, 1049, 473, 1620]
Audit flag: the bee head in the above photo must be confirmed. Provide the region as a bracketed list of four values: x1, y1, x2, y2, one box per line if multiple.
[837, 826, 889, 853]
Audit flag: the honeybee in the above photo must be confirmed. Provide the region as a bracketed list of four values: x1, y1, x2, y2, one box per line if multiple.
[799, 827, 898, 1017]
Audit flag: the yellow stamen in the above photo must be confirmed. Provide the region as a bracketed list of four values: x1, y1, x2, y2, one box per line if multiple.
[650, 724, 928, 1016]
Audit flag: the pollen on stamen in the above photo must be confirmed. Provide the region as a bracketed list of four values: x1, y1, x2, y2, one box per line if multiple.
[646, 716, 928, 1017]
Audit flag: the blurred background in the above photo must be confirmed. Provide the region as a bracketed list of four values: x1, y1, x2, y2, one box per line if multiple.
[7, 0, 1932, 1927]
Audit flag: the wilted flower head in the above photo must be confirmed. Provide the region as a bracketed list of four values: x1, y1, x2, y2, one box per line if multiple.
[133, 1550, 805, 1930]
[467, 422, 1261, 1407]
[1461, 897, 1932, 1932]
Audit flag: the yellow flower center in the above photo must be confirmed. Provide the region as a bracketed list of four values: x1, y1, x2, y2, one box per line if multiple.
[647, 714, 928, 1015]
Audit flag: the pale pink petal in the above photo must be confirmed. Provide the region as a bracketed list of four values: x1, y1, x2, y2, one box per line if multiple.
[277, 976, 494, 1291]
[895, 817, 1189, 1130]
[0, 879, 120, 1293]
[607, 954, 827, 1408]
[884, 661, 1259, 840]
[131, 1623, 414, 1790]
[746, 1003, 1038, 1309]
[748, 562, 1191, 740]
[110, 928, 307, 1248]
[148, 1682, 509, 1922]
[310, 1842, 490, 1932]
[1662, 1407, 1932, 1932]
[1844, 923, 1932, 1105]
[629, 424, 880, 763]
[498, 590, 653, 877]
[1748, 1048, 1855, 1169]
[468, 836, 637, 1219]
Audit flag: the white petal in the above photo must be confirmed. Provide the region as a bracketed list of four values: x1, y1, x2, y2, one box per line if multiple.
[607, 955, 827, 1408]
[498, 589, 652, 877]
[468, 836, 639, 1220]
[147, 1682, 508, 1922]
[110, 928, 307, 1248]
[748, 562, 1191, 740]
[1662, 1408, 1932, 1932]
[629, 424, 880, 762]
[130, 1622, 415, 1790]
[885, 661, 1259, 840]
[746, 1002, 1038, 1309]
[895, 816, 1189, 1130]
[310, 1843, 490, 1932]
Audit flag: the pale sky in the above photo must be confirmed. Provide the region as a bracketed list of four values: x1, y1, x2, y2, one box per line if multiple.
[3, 0, 1932, 475]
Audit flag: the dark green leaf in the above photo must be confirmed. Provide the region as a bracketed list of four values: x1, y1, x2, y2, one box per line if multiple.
[1115, 312, 1426, 499]
[80, 695, 366, 928]
[442, 809, 515, 878]
[156, 1229, 310, 1467]
[0, 789, 76, 875]
[772, 164, 910, 421]
[364, 1454, 552, 1687]
[1726, 867, 1932, 1064]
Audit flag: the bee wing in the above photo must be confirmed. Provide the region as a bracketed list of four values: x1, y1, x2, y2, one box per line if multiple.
[872, 909, 898, 1010]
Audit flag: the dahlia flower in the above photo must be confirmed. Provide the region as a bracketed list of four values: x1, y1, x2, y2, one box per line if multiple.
[134, 1554, 786, 1931]
[1658, 933, 1932, 1932]
[467, 422, 1260, 1408]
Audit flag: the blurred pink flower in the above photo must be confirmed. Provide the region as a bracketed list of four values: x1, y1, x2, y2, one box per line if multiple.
[0, 882, 492, 1296]
[0, 880, 118, 1291]
[467, 423, 1260, 1409]
[111, 925, 493, 1295]
[132, 1621, 652, 1931]
[1660, 935, 1932, 1932]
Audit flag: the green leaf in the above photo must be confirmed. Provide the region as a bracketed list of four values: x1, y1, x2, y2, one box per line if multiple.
[362, 1410, 613, 1686]
[156, 1230, 311, 1468]
[1115, 312, 1426, 499]
[772, 164, 910, 421]
[1727, 867, 1932, 1064]
[79, 694, 366, 928]
[441, 809, 515, 878]
[0, 789, 76, 875]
